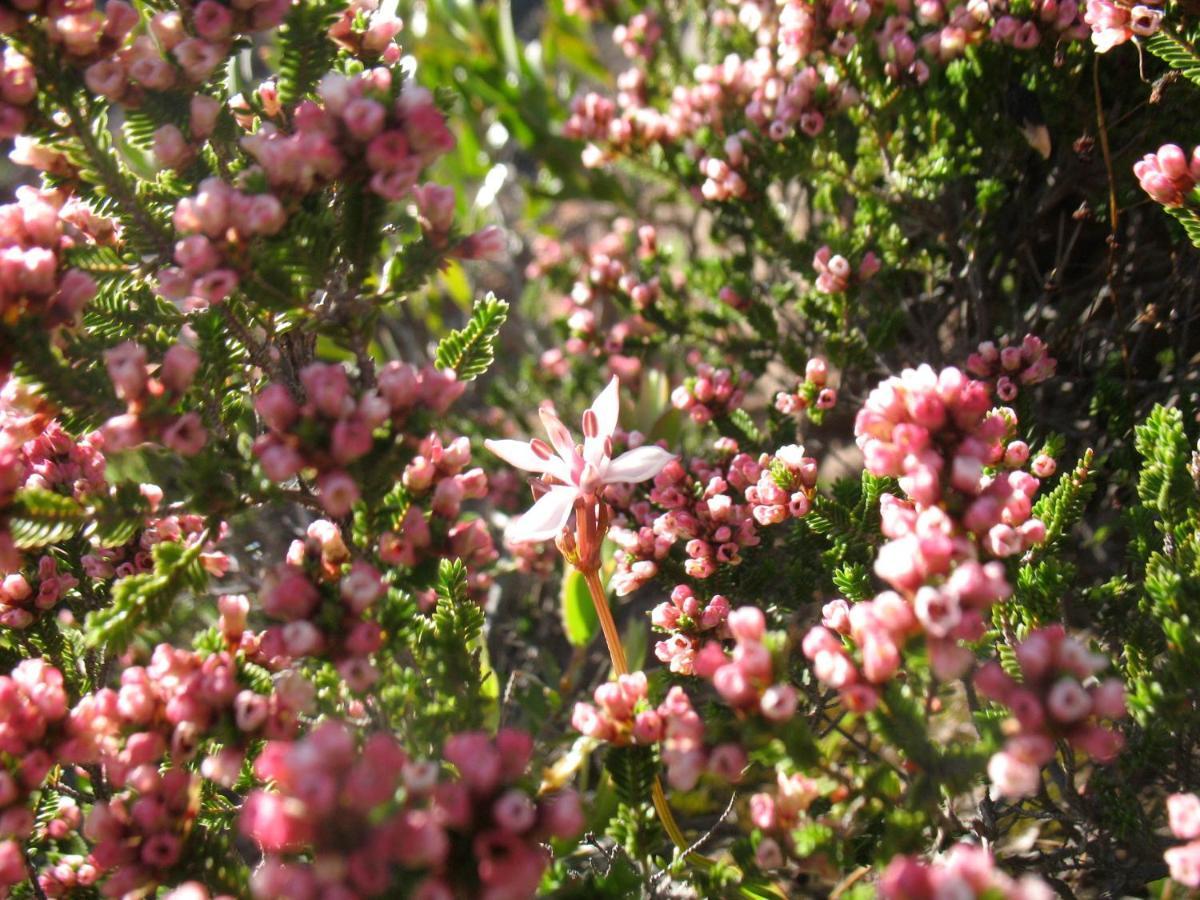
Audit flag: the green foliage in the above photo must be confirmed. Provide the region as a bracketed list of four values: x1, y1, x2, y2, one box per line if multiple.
[806, 471, 892, 571]
[722, 408, 765, 446]
[83, 538, 210, 653]
[604, 744, 657, 808]
[1092, 404, 1200, 805]
[274, 2, 346, 107]
[1031, 448, 1097, 551]
[832, 562, 873, 602]
[1134, 406, 1196, 522]
[406, 559, 491, 738]
[562, 568, 600, 647]
[1145, 29, 1200, 90]
[7, 487, 86, 549]
[434, 293, 510, 380]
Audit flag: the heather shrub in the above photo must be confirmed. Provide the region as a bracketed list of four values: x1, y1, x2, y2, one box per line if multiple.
[1, 0, 1200, 898]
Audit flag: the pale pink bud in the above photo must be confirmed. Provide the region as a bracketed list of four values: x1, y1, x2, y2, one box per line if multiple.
[318, 470, 360, 516]
[760, 684, 797, 720]
[161, 344, 201, 393]
[153, 125, 190, 169]
[190, 95, 222, 140]
[493, 789, 537, 834]
[193, 0, 234, 41]
[104, 341, 148, 401]
[1091, 678, 1126, 720]
[727, 606, 766, 642]
[1047, 677, 1092, 723]
[162, 412, 208, 456]
[1169, 793, 1200, 841]
[988, 750, 1041, 798]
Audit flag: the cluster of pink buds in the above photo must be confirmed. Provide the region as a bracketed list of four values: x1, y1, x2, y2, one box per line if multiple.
[812, 246, 880, 294]
[241, 722, 582, 899]
[610, 436, 816, 592]
[1, 405, 105, 574]
[2, 2, 287, 106]
[0, 2, 132, 65]
[775, 357, 837, 417]
[378, 431, 495, 589]
[571, 671, 663, 745]
[965, 335, 1057, 402]
[0, 47, 34, 140]
[745, 444, 819, 526]
[1134, 144, 1200, 209]
[81, 505, 230, 584]
[126, 3, 285, 95]
[806, 559, 1010, 712]
[855, 365, 1048, 557]
[610, 447, 761, 592]
[16, 419, 106, 500]
[241, 67, 458, 205]
[974, 626, 1126, 798]
[879, 843, 1053, 899]
[749, 769, 826, 864]
[527, 220, 662, 371]
[564, 92, 617, 143]
[1165, 793, 1200, 887]
[100, 340, 206, 456]
[255, 520, 385, 690]
[989, 0, 1088, 49]
[698, 153, 749, 202]
[56, 643, 311, 791]
[0, 659, 68, 888]
[572, 24, 860, 169]
[34, 847, 100, 898]
[0, 554, 77, 630]
[253, 360, 461, 516]
[328, 0, 404, 59]
[660, 685, 747, 791]
[652, 584, 731, 674]
[83, 766, 200, 897]
[1084, 0, 1163, 52]
[568, 0, 1093, 189]
[0, 186, 99, 330]
[0, 382, 41, 570]
[572, 676, 739, 792]
[693, 606, 799, 720]
[670, 362, 751, 425]
[157, 179, 287, 310]
[803, 365, 1051, 709]
[614, 11, 662, 59]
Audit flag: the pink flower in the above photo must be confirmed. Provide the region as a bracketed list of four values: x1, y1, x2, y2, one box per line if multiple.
[1169, 793, 1200, 841]
[987, 749, 1041, 798]
[485, 377, 675, 542]
[455, 225, 507, 261]
[162, 412, 208, 456]
[1166, 841, 1200, 888]
[105, 341, 148, 401]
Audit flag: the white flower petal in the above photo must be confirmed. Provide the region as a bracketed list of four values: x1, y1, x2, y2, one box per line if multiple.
[484, 439, 549, 474]
[506, 485, 578, 543]
[584, 376, 621, 467]
[539, 408, 576, 459]
[590, 376, 620, 439]
[605, 445, 676, 484]
[543, 456, 575, 486]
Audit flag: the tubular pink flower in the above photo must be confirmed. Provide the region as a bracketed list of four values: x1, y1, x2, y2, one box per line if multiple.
[485, 377, 675, 542]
